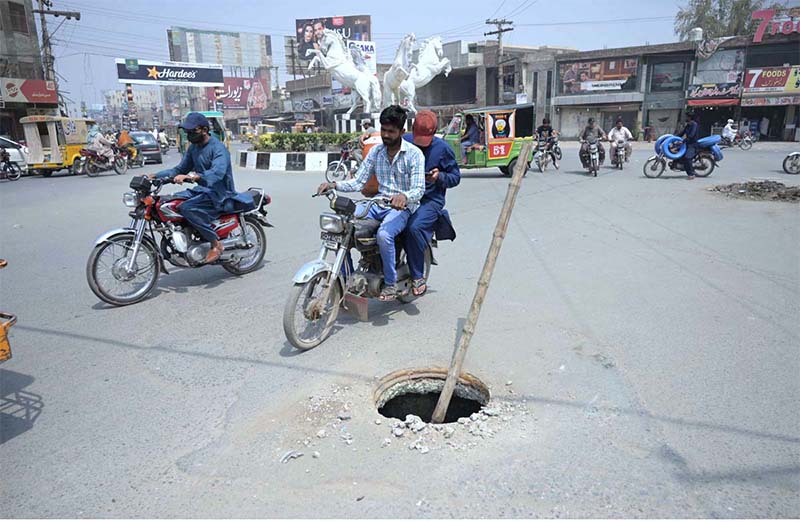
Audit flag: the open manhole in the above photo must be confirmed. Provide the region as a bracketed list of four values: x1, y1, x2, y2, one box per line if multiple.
[374, 367, 490, 424]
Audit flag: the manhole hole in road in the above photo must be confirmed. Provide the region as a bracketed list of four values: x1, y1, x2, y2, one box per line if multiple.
[374, 368, 490, 424]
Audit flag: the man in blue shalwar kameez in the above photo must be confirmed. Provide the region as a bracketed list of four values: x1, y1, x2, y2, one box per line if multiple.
[154, 112, 253, 264]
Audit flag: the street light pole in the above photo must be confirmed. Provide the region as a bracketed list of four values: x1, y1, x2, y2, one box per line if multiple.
[33, 0, 80, 114]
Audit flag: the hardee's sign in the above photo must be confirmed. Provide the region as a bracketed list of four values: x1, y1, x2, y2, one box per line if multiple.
[751, 8, 800, 43]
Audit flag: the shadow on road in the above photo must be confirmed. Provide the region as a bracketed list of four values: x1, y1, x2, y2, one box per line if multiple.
[0, 369, 44, 445]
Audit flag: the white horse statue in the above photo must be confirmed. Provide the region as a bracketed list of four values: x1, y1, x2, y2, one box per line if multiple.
[383, 33, 416, 106]
[307, 29, 381, 117]
[397, 36, 452, 115]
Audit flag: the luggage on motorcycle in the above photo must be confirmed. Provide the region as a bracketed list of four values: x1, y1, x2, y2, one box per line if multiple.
[711, 145, 723, 162]
[129, 175, 152, 192]
[697, 135, 721, 148]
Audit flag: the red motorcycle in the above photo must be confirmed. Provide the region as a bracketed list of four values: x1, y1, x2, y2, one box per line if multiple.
[76, 145, 128, 177]
[86, 175, 272, 306]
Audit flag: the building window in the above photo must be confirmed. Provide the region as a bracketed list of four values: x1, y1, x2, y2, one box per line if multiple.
[9, 2, 29, 34]
[546, 70, 552, 100]
[17, 62, 37, 79]
[650, 62, 685, 92]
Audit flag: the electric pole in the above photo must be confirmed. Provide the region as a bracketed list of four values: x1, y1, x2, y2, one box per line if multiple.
[33, 0, 80, 114]
[485, 19, 513, 104]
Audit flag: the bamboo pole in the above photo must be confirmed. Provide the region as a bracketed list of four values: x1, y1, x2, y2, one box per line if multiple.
[432, 142, 535, 424]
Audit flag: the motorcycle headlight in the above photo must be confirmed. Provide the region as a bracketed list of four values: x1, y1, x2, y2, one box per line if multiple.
[320, 213, 345, 233]
[122, 192, 138, 207]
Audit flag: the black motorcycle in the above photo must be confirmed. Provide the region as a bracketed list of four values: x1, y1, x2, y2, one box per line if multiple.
[283, 190, 436, 350]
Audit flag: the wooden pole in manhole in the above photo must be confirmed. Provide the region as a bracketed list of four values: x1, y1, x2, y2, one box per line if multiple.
[432, 141, 535, 424]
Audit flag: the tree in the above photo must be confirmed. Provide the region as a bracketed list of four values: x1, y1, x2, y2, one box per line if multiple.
[674, 0, 785, 40]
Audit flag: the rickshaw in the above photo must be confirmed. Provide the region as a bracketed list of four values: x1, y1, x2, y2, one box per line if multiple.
[443, 103, 536, 176]
[0, 259, 16, 363]
[19, 115, 96, 176]
[177, 111, 231, 154]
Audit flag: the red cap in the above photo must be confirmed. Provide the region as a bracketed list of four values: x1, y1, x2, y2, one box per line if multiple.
[412, 110, 437, 147]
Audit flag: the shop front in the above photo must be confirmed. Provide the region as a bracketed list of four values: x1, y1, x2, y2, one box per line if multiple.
[740, 65, 800, 141]
[686, 82, 742, 136]
[0, 78, 59, 141]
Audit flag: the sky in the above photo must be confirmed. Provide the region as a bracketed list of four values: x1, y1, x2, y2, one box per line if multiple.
[42, 0, 694, 112]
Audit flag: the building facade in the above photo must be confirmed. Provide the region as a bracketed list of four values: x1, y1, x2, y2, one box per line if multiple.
[104, 89, 161, 131]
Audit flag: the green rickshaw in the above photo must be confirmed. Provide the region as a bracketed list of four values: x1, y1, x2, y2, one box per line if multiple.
[443, 103, 535, 176]
[176, 111, 231, 154]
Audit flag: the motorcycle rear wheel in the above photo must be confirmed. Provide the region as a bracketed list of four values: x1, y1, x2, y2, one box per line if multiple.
[86, 161, 99, 177]
[86, 233, 160, 306]
[222, 216, 267, 275]
[693, 155, 714, 177]
[554, 146, 562, 161]
[325, 161, 349, 183]
[283, 271, 342, 350]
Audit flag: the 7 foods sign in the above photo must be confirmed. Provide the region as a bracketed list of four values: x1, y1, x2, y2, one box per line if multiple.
[743, 66, 800, 93]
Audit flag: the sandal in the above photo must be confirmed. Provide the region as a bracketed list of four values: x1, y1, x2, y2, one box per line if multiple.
[412, 278, 427, 297]
[379, 285, 398, 302]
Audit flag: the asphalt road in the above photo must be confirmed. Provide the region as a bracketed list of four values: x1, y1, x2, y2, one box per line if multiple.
[1, 142, 798, 517]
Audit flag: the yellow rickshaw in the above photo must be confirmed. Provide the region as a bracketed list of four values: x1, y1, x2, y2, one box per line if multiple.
[20, 115, 96, 176]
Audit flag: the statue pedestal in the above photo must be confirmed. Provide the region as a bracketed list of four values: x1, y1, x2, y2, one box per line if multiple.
[335, 112, 414, 134]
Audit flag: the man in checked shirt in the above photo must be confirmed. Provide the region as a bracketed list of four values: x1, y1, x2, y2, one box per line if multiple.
[317, 105, 425, 301]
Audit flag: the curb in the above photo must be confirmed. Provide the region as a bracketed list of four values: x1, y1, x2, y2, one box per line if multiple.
[239, 151, 341, 172]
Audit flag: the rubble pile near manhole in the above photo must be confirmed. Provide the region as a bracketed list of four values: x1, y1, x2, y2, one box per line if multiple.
[710, 181, 800, 202]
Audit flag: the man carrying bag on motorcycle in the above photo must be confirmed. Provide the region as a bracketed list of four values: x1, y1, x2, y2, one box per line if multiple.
[317, 105, 425, 302]
[152, 112, 253, 264]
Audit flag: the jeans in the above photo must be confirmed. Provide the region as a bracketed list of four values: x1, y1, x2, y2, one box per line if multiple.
[357, 203, 411, 286]
[461, 140, 475, 162]
[180, 195, 221, 243]
[683, 144, 697, 177]
[402, 200, 441, 280]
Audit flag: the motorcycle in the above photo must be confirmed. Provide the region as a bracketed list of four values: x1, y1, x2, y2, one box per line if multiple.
[77, 145, 128, 177]
[160, 142, 169, 155]
[0, 150, 21, 181]
[325, 140, 360, 182]
[283, 190, 435, 350]
[86, 175, 272, 306]
[643, 134, 722, 178]
[125, 144, 146, 168]
[783, 152, 800, 175]
[610, 139, 628, 170]
[580, 137, 603, 177]
[534, 137, 558, 172]
[720, 132, 753, 150]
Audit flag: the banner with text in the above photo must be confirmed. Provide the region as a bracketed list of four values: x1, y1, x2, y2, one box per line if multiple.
[743, 65, 800, 94]
[116, 58, 223, 87]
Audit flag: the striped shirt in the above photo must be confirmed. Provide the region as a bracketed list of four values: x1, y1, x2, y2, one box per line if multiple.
[336, 139, 425, 211]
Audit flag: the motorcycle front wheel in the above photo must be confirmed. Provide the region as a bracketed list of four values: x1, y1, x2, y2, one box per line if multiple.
[113, 157, 128, 175]
[739, 138, 753, 151]
[325, 161, 349, 183]
[5, 163, 22, 181]
[86, 161, 99, 177]
[643, 157, 665, 178]
[222, 216, 267, 275]
[86, 233, 160, 306]
[283, 271, 342, 350]
[783, 153, 800, 174]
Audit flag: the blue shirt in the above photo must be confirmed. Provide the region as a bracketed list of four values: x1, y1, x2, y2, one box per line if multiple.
[402, 133, 460, 207]
[336, 139, 425, 211]
[156, 135, 251, 212]
[465, 123, 480, 143]
[681, 120, 699, 144]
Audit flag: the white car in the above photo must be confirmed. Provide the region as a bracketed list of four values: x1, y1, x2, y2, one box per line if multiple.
[0, 136, 28, 172]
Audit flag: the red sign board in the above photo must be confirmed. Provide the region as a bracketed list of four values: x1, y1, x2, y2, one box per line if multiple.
[743, 66, 800, 93]
[487, 141, 513, 160]
[0, 78, 58, 104]
[204, 77, 269, 112]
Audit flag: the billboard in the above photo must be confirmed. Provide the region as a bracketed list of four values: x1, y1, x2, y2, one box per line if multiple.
[348, 40, 377, 76]
[167, 27, 272, 67]
[0, 78, 58, 104]
[204, 77, 269, 111]
[559, 58, 638, 94]
[686, 82, 742, 106]
[289, 15, 371, 75]
[743, 66, 800, 93]
[116, 59, 223, 87]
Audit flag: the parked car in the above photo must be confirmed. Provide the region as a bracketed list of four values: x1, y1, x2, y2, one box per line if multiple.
[0, 136, 29, 173]
[130, 131, 163, 164]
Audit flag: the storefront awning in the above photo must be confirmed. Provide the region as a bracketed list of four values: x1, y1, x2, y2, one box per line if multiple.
[687, 98, 739, 106]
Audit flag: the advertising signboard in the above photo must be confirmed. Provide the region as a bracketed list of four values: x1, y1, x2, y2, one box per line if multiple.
[347, 40, 377, 75]
[486, 111, 515, 160]
[116, 59, 223, 87]
[290, 15, 371, 75]
[0, 78, 58, 104]
[743, 66, 800, 93]
[204, 77, 269, 111]
[686, 82, 742, 105]
[559, 58, 638, 94]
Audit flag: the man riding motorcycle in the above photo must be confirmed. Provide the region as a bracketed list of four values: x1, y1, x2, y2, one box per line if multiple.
[401, 110, 460, 297]
[579, 118, 607, 167]
[317, 105, 425, 302]
[608, 118, 633, 164]
[721, 119, 737, 146]
[535, 117, 560, 168]
[87, 124, 115, 164]
[151, 112, 254, 264]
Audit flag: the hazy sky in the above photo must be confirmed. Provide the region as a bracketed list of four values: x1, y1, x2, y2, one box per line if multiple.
[44, 0, 694, 111]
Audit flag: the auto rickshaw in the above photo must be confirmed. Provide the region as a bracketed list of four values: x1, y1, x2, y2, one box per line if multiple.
[177, 111, 231, 154]
[443, 103, 536, 176]
[0, 259, 16, 363]
[19, 115, 96, 176]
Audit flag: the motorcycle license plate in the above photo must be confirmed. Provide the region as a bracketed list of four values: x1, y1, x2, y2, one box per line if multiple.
[320, 231, 342, 242]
